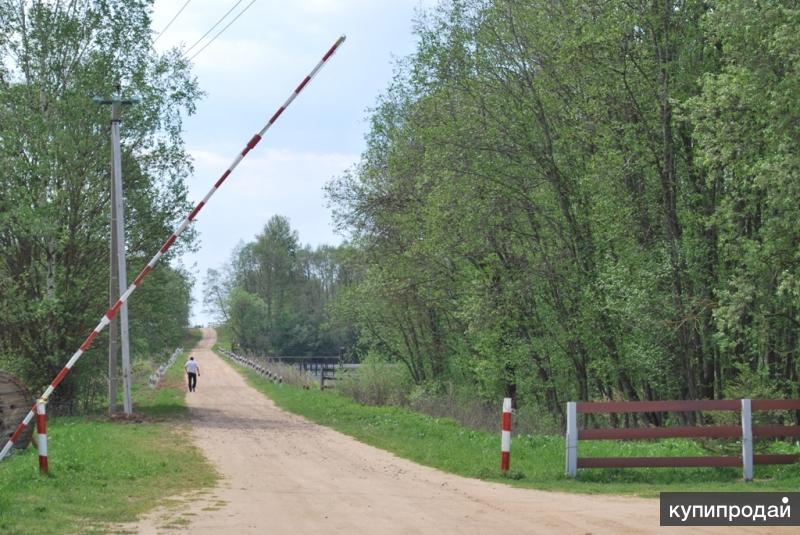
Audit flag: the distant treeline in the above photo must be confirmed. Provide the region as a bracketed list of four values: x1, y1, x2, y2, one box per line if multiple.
[319, 0, 800, 421]
[204, 216, 355, 357]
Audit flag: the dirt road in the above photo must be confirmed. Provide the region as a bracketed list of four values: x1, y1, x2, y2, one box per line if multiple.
[126, 329, 787, 534]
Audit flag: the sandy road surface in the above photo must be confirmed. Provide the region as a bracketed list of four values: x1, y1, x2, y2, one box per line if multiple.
[126, 329, 791, 534]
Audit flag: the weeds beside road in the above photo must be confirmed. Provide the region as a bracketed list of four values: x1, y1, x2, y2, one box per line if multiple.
[222, 350, 800, 497]
[0, 338, 216, 535]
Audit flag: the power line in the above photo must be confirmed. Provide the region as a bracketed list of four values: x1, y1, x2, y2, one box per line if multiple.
[188, 0, 258, 62]
[153, 0, 192, 44]
[184, 0, 245, 56]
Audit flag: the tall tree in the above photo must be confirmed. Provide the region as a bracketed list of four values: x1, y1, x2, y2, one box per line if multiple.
[0, 0, 200, 403]
[328, 0, 800, 422]
[689, 0, 800, 401]
[223, 216, 356, 356]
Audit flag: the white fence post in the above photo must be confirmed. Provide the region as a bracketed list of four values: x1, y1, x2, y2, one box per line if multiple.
[566, 401, 577, 477]
[741, 398, 753, 481]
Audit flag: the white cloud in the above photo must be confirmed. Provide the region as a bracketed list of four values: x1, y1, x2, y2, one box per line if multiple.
[189, 147, 355, 201]
[149, 0, 431, 324]
[183, 146, 357, 323]
[292, 0, 350, 16]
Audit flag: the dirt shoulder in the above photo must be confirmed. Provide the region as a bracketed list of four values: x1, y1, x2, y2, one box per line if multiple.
[124, 328, 789, 534]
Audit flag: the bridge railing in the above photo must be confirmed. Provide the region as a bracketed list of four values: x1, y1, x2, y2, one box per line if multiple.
[217, 348, 284, 385]
[148, 347, 183, 389]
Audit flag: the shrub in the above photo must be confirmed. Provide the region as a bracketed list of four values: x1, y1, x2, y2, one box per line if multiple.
[337, 353, 412, 406]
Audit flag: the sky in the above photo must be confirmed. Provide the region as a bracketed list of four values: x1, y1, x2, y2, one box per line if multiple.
[149, 0, 434, 325]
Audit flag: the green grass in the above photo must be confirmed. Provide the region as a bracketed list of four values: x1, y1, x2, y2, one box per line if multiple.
[222, 357, 800, 497]
[213, 323, 233, 351]
[0, 331, 217, 535]
[131, 347, 193, 419]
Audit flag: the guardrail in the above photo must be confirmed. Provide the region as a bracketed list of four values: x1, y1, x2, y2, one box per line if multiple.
[220, 351, 354, 389]
[565, 398, 800, 480]
[148, 347, 183, 389]
[271, 356, 340, 387]
[217, 348, 283, 385]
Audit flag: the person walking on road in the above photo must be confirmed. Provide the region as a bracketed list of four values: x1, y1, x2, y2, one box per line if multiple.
[185, 356, 200, 392]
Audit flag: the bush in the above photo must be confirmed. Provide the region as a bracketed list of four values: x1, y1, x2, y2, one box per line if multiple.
[337, 353, 412, 406]
[267, 361, 318, 390]
[407, 383, 561, 435]
[336, 357, 561, 435]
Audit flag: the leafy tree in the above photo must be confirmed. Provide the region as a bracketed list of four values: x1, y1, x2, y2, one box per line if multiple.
[0, 0, 200, 404]
[221, 216, 356, 356]
[326, 0, 800, 423]
[689, 0, 800, 400]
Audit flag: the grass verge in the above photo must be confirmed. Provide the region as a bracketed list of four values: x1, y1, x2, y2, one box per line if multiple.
[219, 352, 800, 497]
[0, 332, 216, 535]
[131, 345, 194, 419]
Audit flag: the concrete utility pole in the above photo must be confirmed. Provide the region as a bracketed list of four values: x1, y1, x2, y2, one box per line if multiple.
[93, 88, 140, 416]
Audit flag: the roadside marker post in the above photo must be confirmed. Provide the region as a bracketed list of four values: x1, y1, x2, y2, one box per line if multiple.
[36, 399, 47, 474]
[0, 35, 347, 462]
[501, 397, 512, 472]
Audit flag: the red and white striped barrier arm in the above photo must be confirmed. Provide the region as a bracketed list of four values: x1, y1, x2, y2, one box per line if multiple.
[0, 35, 346, 462]
[36, 400, 48, 474]
[501, 397, 512, 471]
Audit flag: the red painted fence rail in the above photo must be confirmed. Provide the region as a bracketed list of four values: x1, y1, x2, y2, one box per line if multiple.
[565, 398, 800, 480]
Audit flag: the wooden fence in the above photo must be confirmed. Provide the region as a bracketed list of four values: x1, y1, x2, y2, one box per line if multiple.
[565, 399, 800, 480]
[277, 357, 359, 389]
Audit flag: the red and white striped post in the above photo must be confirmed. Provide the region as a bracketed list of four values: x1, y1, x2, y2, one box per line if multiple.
[0, 35, 347, 462]
[501, 397, 512, 472]
[36, 399, 48, 474]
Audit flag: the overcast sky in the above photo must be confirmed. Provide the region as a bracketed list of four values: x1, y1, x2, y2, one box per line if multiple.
[150, 0, 432, 324]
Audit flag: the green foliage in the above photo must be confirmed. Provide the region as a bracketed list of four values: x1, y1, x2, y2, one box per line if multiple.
[231, 361, 800, 495]
[325, 0, 800, 423]
[228, 287, 270, 351]
[337, 353, 413, 406]
[689, 0, 800, 400]
[216, 215, 356, 356]
[0, 335, 216, 535]
[128, 262, 193, 358]
[0, 0, 200, 404]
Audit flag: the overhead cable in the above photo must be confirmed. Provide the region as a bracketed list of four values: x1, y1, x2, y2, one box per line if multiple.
[184, 0, 245, 55]
[188, 0, 258, 62]
[153, 0, 192, 44]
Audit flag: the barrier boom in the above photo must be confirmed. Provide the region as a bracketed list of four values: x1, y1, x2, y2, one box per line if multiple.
[0, 35, 346, 462]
